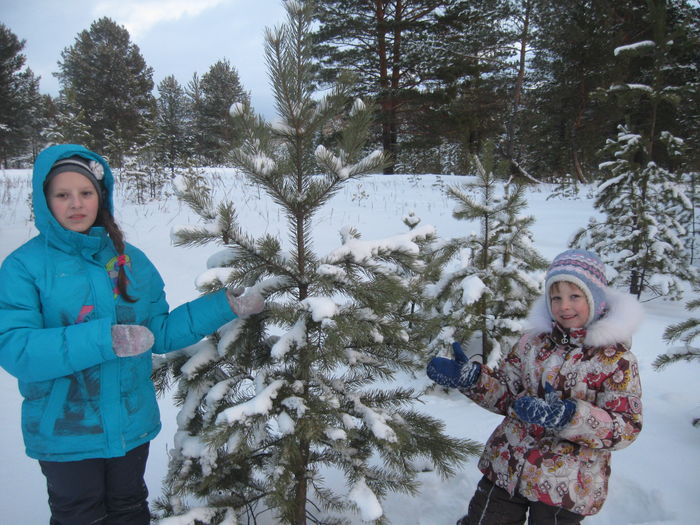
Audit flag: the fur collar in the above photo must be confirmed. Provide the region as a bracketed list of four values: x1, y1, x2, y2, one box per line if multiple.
[526, 287, 645, 347]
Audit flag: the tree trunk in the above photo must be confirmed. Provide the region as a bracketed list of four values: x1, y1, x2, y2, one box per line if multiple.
[374, 1, 395, 174]
[572, 148, 586, 184]
[506, 0, 531, 171]
[293, 439, 310, 524]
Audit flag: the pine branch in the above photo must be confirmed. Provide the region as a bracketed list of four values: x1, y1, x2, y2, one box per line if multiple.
[653, 348, 700, 369]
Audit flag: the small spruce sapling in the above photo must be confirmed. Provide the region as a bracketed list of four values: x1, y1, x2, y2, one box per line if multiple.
[572, 126, 696, 300]
[424, 148, 546, 367]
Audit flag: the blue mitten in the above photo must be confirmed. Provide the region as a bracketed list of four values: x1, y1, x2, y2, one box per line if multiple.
[427, 342, 481, 389]
[513, 383, 576, 429]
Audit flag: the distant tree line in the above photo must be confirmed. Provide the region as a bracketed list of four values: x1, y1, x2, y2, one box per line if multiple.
[0, 18, 248, 171]
[1, 0, 699, 183]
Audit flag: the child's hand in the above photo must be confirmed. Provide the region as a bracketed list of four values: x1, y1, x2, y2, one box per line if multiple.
[513, 383, 576, 429]
[227, 287, 265, 318]
[111, 324, 154, 357]
[427, 342, 481, 389]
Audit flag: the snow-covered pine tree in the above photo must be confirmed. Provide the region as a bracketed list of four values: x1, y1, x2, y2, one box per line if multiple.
[154, 3, 478, 524]
[573, 4, 698, 300]
[155, 75, 194, 176]
[572, 125, 696, 300]
[423, 149, 546, 367]
[45, 103, 91, 147]
[654, 287, 700, 427]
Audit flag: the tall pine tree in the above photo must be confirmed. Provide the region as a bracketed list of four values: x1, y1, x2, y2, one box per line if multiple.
[196, 59, 250, 165]
[572, 0, 698, 299]
[407, 0, 513, 171]
[154, 3, 477, 524]
[0, 24, 42, 166]
[311, 0, 509, 173]
[55, 17, 155, 164]
[522, 0, 624, 183]
[155, 75, 193, 174]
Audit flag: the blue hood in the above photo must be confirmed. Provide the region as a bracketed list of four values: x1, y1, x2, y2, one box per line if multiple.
[33, 144, 115, 248]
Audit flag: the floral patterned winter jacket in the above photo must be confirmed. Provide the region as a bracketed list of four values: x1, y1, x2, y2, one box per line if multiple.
[464, 288, 644, 516]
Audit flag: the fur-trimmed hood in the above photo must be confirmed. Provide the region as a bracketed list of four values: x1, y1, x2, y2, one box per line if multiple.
[526, 287, 644, 347]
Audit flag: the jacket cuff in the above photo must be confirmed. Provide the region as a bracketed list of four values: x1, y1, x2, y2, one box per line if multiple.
[188, 288, 237, 336]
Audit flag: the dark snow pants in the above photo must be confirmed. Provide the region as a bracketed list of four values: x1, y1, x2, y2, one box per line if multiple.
[39, 442, 150, 525]
[458, 476, 585, 525]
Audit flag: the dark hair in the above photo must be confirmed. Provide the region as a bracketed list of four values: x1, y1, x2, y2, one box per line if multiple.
[98, 207, 137, 303]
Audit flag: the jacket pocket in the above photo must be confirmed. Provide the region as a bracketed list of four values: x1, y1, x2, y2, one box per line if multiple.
[38, 377, 70, 436]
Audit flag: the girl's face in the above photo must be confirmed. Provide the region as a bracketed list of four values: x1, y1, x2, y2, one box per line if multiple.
[549, 281, 590, 330]
[46, 170, 100, 234]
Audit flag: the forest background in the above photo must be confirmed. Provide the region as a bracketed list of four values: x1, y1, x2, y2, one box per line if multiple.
[1, 0, 699, 182]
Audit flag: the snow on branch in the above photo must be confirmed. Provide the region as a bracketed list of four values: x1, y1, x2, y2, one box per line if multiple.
[206, 248, 236, 268]
[614, 40, 655, 56]
[270, 317, 307, 360]
[281, 396, 308, 417]
[595, 173, 627, 194]
[157, 506, 219, 525]
[315, 144, 348, 179]
[229, 102, 246, 118]
[609, 83, 654, 93]
[300, 296, 339, 322]
[204, 378, 240, 416]
[194, 267, 233, 289]
[180, 343, 220, 379]
[173, 430, 217, 476]
[215, 379, 286, 426]
[176, 381, 212, 429]
[217, 319, 244, 357]
[317, 263, 349, 281]
[326, 224, 436, 264]
[350, 97, 366, 115]
[315, 145, 384, 180]
[460, 274, 487, 305]
[352, 149, 384, 176]
[238, 150, 277, 176]
[348, 477, 383, 522]
[325, 427, 347, 441]
[351, 394, 397, 443]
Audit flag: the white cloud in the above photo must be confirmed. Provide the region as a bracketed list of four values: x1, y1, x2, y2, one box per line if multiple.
[93, 0, 230, 38]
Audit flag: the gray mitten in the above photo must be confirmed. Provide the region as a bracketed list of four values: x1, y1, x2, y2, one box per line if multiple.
[227, 288, 265, 318]
[111, 324, 154, 357]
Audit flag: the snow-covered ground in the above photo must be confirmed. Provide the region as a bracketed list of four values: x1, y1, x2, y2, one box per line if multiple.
[0, 169, 697, 524]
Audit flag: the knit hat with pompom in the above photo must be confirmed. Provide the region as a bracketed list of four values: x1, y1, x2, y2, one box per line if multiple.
[545, 249, 608, 326]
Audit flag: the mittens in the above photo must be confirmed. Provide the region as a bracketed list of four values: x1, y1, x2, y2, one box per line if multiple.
[111, 324, 154, 357]
[227, 287, 265, 319]
[513, 383, 576, 429]
[427, 341, 482, 389]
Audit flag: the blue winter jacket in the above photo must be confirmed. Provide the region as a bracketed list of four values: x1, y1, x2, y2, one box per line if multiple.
[0, 144, 235, 462]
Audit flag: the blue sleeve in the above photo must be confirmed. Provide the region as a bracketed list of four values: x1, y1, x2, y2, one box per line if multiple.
[0, 255, 117, 383]
[139, 256, 236, 354]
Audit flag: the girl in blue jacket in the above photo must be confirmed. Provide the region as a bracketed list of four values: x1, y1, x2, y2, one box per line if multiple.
[0, 144, 264, 525]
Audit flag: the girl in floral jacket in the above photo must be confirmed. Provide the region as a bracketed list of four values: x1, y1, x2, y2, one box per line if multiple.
[428, 249, 643, 524]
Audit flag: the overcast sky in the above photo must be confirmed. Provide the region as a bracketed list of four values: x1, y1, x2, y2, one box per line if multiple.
[2, 0, 288, 118]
